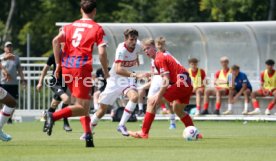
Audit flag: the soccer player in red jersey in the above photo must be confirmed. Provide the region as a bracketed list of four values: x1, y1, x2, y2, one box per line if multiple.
[44, 0, 109, 148]
[129, 38, 202, 139]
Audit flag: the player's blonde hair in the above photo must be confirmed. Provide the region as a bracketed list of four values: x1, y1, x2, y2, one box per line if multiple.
[142, 38, 155, 46]
[155, 36, 166, 52]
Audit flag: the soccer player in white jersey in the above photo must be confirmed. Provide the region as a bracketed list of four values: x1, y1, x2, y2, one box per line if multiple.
[148, 37, 176, 129]
[90, 28, 149, 136]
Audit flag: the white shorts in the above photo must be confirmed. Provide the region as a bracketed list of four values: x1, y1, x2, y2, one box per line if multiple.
[99, 77, 137, 105]
[0, 87, 8, 100]
[148, 75, 163, 97]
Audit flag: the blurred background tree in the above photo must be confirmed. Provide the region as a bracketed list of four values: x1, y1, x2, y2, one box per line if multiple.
[0, 0, 274, 57]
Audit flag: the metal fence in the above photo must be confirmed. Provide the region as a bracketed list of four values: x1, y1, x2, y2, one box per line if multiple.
[18, 57, 53, 111]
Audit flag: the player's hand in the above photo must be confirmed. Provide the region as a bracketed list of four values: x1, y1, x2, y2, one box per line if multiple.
[2, 70, 11, 81]
[54, 64, 61, 79]
[21, 79, 27, 89]
[4, 53, 15, 60]
[36, 83, 43, 92]
[136, 72, 151, 79]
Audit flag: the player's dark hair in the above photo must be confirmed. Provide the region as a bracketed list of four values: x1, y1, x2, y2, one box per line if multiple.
[124, 28, 139, 39]
[265, 59, 275, 66]
[188, 58, 199, 64]
[80, 0, 96, 14]
[231, 65, 240, 71]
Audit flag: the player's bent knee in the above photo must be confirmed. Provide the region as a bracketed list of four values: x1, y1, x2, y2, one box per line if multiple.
[130, 95, 139, 103]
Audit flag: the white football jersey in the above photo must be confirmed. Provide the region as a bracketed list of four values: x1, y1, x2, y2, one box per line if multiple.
[109, 41, 142, 78]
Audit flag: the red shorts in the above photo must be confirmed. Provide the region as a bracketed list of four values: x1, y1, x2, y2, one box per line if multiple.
[257, 89, 276, 96]
[62, 67, 92, 100]
[215, 87, 229, 95]
[163, 84, 193, 104]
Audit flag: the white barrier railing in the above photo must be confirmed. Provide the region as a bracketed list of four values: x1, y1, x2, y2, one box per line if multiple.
[12, 57, 276, 122]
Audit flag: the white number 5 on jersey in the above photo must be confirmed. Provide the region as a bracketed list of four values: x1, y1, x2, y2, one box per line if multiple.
[72, 28, 85, 47]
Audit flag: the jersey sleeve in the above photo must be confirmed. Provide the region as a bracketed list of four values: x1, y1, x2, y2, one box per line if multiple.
[201, 69, 206, 80]
[156, 56, 170, 75]
[46, 55, 54, 66]
[114, 46, 127, 63]
[96, 27, 107, 47]
[16, 56, 21, 69]
[242, 74, 249, 84]
[260, 72, 265, 83]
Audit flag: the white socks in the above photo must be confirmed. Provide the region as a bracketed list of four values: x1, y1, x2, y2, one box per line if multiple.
[0, 105, 14, 130]
[93, 102, 99, 111]
[90, 113, 100, 131]
[244, 103, 249, 112]
[228, 104, 232, 111]
[119, 101, 137, 126]
[170, 114, 176, 124]
[138, 103, 143, 111]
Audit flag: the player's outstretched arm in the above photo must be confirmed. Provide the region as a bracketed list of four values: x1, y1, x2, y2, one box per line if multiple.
[37, 65, 50, 91]
[98, 45, 110, 78]
[115, 62, 133, 77]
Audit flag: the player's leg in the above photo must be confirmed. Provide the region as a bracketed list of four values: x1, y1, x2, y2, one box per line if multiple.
[42, 98, 60, 132]
[214, 88, 228, 115]
[117, 89, 138, 136]
[93, 90, 101, 112]
[195, 87, 204, 116]
[242, 89, 251, 114]
[0, 87, 17, 141]
[59, 93, 72, 132]
[167, 102, 176, 129]
[201, 88, 216, 115]
[44, 71, 91, 136]
[138, 88, 146, 116]
[90, 80, 122, 134]
[247, 90, 263, 115]
[172, 101, 203, 139]
[129, 96, 158, 139]
[172, 101, 193, 127]
[223, 89, 236, 115]
[265, 91, 276, 115]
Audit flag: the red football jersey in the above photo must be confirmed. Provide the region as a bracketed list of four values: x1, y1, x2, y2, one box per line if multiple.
[62, 18, 106, 70]
[154, 51, 189, 84]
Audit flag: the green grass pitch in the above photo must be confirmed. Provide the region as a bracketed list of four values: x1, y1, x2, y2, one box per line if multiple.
[0, 120, 276, 161]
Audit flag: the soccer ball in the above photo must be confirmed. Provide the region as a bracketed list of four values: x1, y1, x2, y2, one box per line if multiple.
[183, 126, 199, 141]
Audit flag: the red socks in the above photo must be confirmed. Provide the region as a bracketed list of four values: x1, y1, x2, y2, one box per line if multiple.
[53, 107, 72, 121]
[142, 112, 155, 134]
[267, 102, 275, 110]
[203, 103, 209, 110]
[216, 102, 221, 110]
[196, 105, 200, 110]
[181, 114, 194, 127]
[253, 101, 260, 109]
[80, 116, 92, 134]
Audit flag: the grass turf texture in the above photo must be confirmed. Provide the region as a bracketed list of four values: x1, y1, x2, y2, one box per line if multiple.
[0, 120, 276, 161]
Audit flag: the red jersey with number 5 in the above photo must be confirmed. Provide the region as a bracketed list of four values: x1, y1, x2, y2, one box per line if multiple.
[62, 18, 107, 70]
[154, 51, 189, 84]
